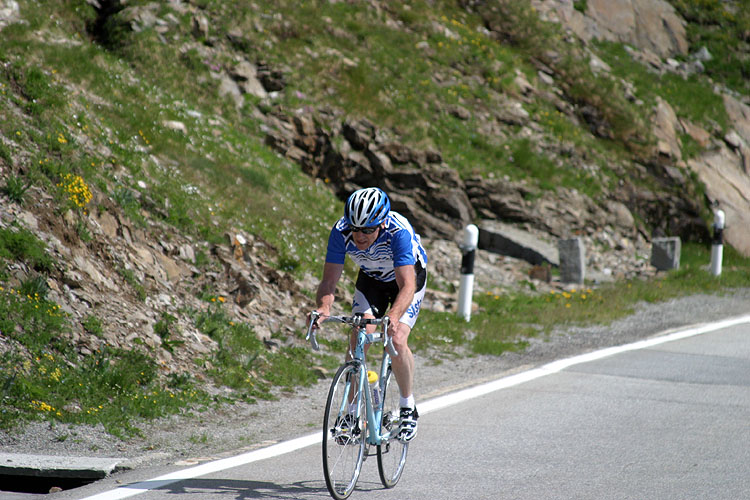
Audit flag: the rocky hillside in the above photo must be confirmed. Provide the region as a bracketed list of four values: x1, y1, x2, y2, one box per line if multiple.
[1, 0, 749, 400]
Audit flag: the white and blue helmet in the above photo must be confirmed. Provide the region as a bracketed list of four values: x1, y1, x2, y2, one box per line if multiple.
[344, 187, 391, 228]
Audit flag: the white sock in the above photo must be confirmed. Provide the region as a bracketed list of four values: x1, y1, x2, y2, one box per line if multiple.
[400, 395, 415, 409]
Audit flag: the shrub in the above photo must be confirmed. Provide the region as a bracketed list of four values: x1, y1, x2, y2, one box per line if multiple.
[0, 225, 54, 273]
[2, 174, 30, 204]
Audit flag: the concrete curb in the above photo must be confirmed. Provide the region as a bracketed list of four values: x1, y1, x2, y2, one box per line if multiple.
[0, 453, 125, 479]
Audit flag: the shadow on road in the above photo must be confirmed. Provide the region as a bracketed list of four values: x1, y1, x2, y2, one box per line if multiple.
[121, 477, 386, 499]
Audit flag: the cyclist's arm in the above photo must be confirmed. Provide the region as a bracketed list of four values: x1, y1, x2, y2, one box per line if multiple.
[315, 262, 344, 315]
[388, 264, 416, 326]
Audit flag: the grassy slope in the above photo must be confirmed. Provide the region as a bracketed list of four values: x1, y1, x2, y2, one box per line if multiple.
[1, 0, 749, 436]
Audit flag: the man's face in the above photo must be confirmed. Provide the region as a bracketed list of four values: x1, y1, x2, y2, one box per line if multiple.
[352, 225, 381, 250]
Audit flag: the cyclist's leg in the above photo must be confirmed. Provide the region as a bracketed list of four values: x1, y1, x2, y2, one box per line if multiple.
[389, 322, 414, 398]
[352, 269, 425, 405]
[390, 279, 425, 397]
[391, 281, 425, 441]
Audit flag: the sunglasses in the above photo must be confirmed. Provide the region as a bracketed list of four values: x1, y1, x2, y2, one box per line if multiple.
[349, 226, 378, 234]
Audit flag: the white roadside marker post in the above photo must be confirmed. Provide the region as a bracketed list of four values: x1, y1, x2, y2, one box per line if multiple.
[710, 209, 725, 277]
[457, 224, 479, 322]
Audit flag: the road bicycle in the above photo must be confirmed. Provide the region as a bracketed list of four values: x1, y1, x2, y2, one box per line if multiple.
[306, 311, 409, 500]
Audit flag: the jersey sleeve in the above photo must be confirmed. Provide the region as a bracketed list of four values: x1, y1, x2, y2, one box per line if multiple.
[391, 230, 416, 267]
[325, 225, 347, 265]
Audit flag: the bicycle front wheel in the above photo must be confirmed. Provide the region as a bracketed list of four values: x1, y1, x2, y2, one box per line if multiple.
[322, 362, 366, 500]
[377, 365, 408, 488]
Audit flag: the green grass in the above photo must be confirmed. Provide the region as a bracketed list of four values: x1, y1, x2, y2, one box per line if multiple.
[0, 283, 211, 437]
[595, 40, 730, 132]
[2, 62, 66, 115]
[1, 2, 342, 268]
[0, 280, 341, 435]
[668, 0, 750, 96]
[192, 299, 338, 403]
[0, 224, 54, 273]
[2, 174, 31, 203]
[320, 243, 750, 361]
[82, 315, 104, 336]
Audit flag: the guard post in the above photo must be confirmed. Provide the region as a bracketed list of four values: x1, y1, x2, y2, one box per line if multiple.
[458, 224, 479, 322]
[710, 209, 725, 277]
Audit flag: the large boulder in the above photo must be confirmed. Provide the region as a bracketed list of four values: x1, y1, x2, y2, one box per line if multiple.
[688, 145, 750, 256]
[479, 221, 559, 266]
[678, 93, 750, 256]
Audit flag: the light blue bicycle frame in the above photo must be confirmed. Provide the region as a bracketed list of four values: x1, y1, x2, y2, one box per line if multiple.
[308, 312, 398, 446]
[345, 327, 394, 446]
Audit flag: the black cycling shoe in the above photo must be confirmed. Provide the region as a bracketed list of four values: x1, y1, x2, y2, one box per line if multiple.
[398, 407, 419, 442]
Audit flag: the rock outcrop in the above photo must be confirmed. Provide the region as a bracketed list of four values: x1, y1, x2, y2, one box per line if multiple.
[0, 196, 312, 377]
[530, 0, 750, 256]
[533, 0, 688, 59]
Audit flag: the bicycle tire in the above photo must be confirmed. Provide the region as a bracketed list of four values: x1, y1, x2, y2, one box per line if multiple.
[376, 365, 408, 488]
[322, 362, 366, 500]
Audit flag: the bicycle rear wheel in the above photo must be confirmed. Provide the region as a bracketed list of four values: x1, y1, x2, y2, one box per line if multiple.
[322, 362, 366, 500]
[377, 365, 408, 488]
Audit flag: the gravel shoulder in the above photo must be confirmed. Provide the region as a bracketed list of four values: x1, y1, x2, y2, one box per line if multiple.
[2, 290, 749, 472]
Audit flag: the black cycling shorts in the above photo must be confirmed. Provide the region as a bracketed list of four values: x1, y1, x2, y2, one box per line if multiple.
[352, 264, 427, 328]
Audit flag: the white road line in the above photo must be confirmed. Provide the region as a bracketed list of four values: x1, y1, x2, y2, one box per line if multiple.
[420, 314, 750, 414]
[83, 314, 750, 500]
[80, 434, 322, 500]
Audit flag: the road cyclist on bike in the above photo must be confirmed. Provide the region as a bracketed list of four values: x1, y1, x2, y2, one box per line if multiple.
[310, 187, 428, 442]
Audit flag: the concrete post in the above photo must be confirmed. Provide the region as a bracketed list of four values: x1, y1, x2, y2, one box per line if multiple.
[558, 238, 585, 284]
[651, 237, 681, 271]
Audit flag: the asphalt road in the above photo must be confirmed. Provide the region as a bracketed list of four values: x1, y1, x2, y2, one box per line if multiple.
[31, 318, 750, 500]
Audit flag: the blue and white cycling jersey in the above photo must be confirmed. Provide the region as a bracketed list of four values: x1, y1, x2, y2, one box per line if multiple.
[325, 211, 428, 282]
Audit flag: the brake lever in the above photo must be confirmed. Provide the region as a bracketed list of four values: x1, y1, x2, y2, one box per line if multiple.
[382, 316, 399, 357]
[306, 311, 320, 351]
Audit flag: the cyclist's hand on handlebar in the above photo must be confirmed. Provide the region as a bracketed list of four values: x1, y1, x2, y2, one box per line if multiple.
[307, 309, 327, 330]
[305, 310, 326, 351]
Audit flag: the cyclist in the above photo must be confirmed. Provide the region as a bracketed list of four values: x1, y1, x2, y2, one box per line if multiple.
[311, 187, 428, 442]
